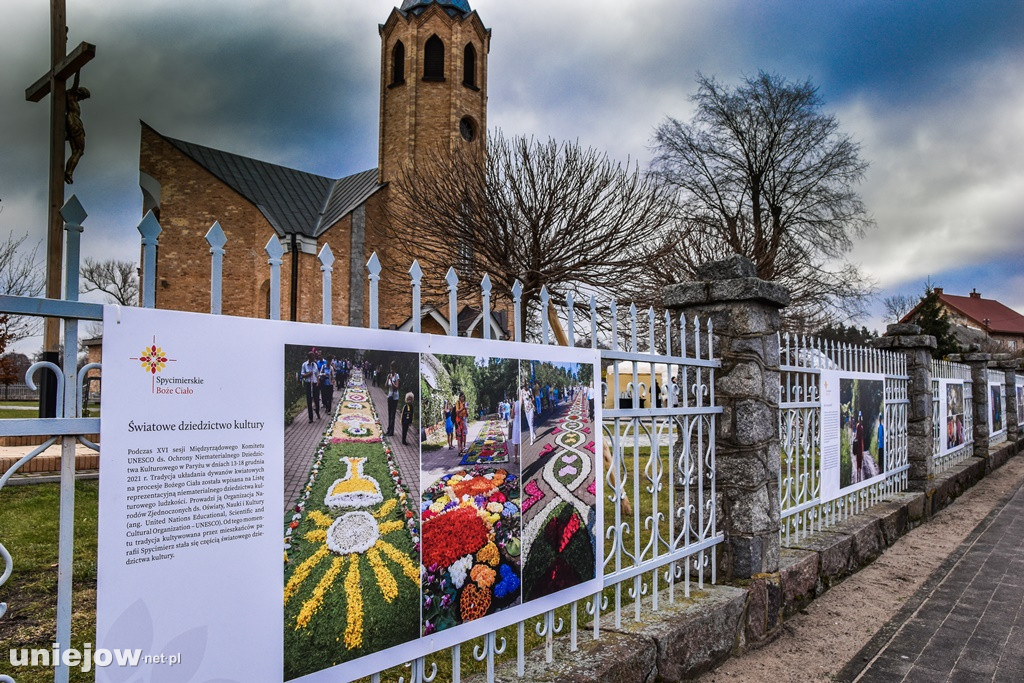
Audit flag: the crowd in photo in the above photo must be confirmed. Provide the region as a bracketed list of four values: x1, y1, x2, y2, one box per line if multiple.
[297, 349, 358, 422]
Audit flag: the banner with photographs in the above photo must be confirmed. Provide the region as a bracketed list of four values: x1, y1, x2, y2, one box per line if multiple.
[989, 380, 1005, 436]
[98, 307, 601, 683]
[939, 380, 968, 453]
[1017, 377, 1024, 426]
[820, 370, 887, 502]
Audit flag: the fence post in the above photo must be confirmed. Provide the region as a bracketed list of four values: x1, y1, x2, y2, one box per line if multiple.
[663, 255, 788, 583]
[870, 323, 936, 491]
[959, 351, 992, 460]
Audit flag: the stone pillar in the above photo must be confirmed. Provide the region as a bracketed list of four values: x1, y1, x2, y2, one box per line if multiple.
[961, 352, 991, 458]
[869, 324, 936, 491]
[663, 255, 789, 581]
[996, 356, 1018, 442]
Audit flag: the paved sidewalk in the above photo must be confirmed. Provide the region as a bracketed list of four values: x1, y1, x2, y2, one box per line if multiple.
[282, 406, 332, 512]
[366, 381, 422, 510]
[851, 481, 1024, 682]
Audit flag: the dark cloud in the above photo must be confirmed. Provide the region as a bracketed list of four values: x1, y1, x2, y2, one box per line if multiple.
[1, 0, 1022, 329]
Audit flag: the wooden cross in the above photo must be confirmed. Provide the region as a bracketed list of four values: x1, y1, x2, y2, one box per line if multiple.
[24, 0, 95, 415]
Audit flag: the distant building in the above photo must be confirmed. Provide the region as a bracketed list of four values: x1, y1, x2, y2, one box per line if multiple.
[902, 288, 1024, 352]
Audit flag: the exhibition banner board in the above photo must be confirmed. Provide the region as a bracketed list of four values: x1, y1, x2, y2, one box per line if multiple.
[939, 380, 968, 454]
[989, 381, 1005, 435]
[820, 369, 887, 503]
[1017, 377, 1023, 426]
[97, 306, 602, 682]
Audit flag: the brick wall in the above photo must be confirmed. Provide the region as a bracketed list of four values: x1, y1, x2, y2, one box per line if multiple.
[140, 125, 353, 325]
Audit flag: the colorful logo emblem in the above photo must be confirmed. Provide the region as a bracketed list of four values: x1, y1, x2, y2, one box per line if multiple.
[130, 336, 175, 392]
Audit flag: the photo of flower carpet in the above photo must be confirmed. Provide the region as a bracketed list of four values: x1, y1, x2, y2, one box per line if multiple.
[460, 416, 511, 466]
[419, 353, 522, 634]
[520, 361, 597, 601]
[282, 345, 420, 681]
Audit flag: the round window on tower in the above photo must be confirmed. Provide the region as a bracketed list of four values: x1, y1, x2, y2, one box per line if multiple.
[459, 116, 476, 142]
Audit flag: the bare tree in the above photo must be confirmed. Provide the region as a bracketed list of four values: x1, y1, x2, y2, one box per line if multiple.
[0, 233, 44, 348]
[649, 71, 875, 328]
[81, 257, 139, 306]
[382, 132, 676, 335]
[882, 293, 919, 323]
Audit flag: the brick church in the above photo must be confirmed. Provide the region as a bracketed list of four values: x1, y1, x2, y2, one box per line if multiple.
[138, 0, 508, 337]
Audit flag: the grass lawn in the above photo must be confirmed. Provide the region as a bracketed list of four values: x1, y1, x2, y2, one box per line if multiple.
[0, 480, 98, 683]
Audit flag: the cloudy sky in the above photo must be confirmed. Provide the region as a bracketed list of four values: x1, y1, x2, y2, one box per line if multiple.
[2, 0, 1022, 336]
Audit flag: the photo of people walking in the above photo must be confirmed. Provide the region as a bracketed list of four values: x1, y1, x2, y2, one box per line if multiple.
[838, 378, 885, 490]
[946, 382, 966, 450]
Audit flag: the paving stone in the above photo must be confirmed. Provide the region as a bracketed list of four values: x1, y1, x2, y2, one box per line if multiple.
[856, 479, 1024, 681]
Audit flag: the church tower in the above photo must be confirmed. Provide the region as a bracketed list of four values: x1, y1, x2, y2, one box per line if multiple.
[378, 0, 490, 185]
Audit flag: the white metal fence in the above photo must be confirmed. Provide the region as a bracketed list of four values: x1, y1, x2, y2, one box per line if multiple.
[778, 334, 909, 545]
[931, 359, 974, 473]
[0, 202, 723, 683]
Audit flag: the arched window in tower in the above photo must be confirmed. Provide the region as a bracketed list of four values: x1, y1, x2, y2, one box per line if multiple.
[463, 43, 476, 88]
[423, 35, 444, 81]
[391, 41, 405, 85]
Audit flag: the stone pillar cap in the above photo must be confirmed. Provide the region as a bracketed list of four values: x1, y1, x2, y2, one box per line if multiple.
[663, 255, 790, 309]
[694, 255, 757, 281]
[869, 334, 936, 350]
[885, 322, 921, 336]
[961, 352, 992, 362]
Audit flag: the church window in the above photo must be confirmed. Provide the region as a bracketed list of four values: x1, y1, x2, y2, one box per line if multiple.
[458, 236, 474, 271]
[463, 43, 476, 88]
[459, 116, 476, 142]
[391, 41, 405, 85]
[424, 35, 445, 81]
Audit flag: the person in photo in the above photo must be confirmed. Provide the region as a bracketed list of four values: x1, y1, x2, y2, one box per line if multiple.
[510, 391, 521, 463]
[876, 413, 884, 469]
[300, 351, 320, 422]
[853, 411, 865, 484]
[455, 391, 469, 453]
[318, 355, 334, 414]
[523, 383, 536, 444]
[443, 398, 455, 450]
[401, 391, 415, 445]
[385, 362, 400, 435]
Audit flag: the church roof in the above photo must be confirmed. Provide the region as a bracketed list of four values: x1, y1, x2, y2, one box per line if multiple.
[400, 0, 472, 16]
[154, 126, 381, 239]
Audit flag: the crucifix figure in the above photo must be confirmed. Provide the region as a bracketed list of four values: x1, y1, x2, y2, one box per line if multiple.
[64, 70, 91, 184]
[25, 1, 95, 417]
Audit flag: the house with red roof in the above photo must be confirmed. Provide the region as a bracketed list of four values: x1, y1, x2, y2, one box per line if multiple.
[902, 288, 1024, 352]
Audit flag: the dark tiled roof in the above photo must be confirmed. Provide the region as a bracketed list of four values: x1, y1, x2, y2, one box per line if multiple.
[939, 293, 1024, 335]
[320, 169, 381, 231]
[158, 128, 380, 238]
[457, 305, 509, 337]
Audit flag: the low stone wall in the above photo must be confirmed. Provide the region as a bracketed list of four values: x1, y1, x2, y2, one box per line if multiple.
[0, 450, 99, 474]
[0, 433, 100, 448]
[468, 436, 1022, 682]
